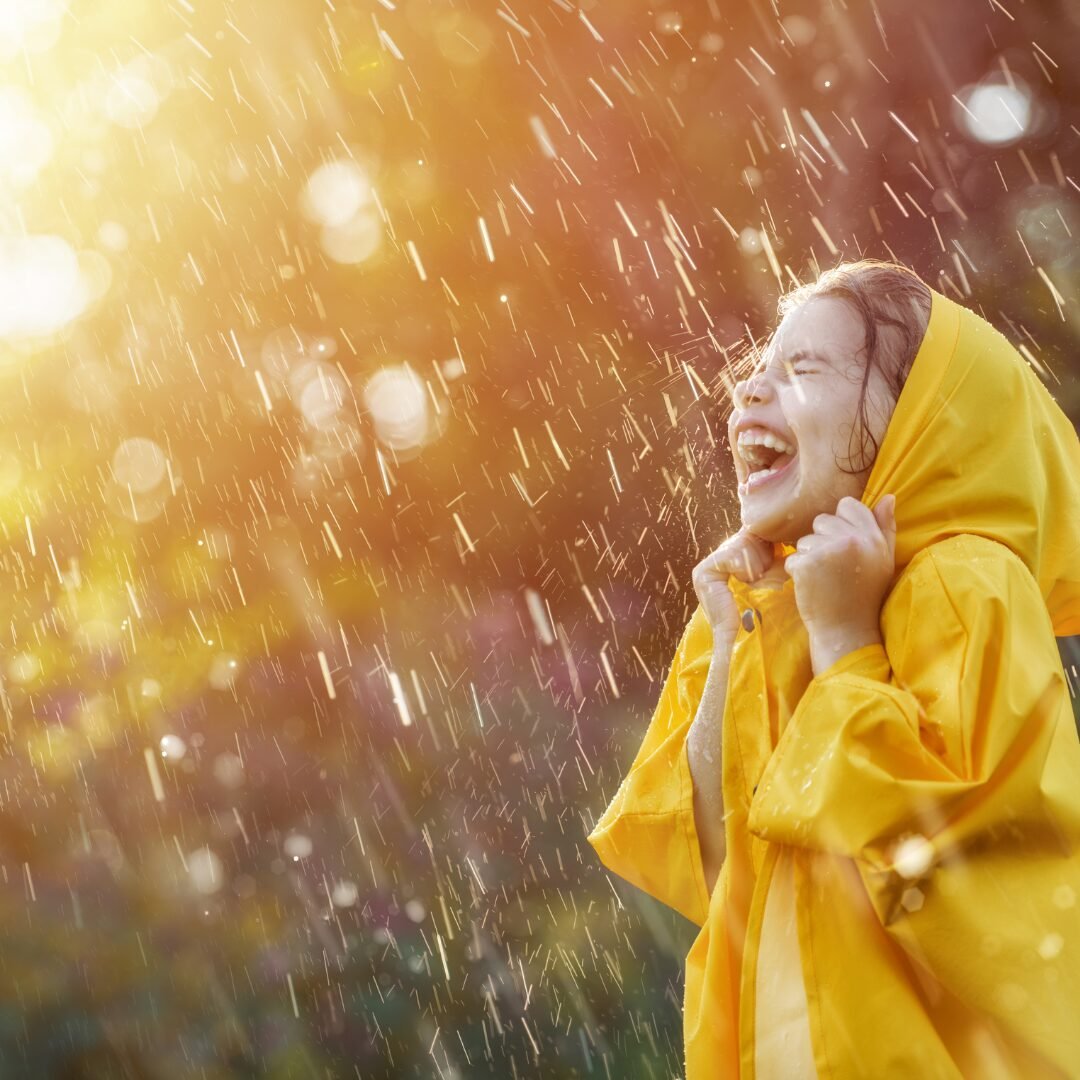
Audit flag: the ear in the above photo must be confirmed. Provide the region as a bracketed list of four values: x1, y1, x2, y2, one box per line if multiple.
[873, 494, 897, 563]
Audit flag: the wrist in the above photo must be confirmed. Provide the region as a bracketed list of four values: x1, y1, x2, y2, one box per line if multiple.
[807, 623, 881, 678]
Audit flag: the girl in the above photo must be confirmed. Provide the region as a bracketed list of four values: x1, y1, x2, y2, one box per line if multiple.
[587, 260, 1080, 1077]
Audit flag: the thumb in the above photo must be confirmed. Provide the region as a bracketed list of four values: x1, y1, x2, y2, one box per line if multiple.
[873, 494, 897, 560]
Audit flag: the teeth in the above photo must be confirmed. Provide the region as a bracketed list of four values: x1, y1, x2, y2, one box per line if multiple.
[745, 462, 788, 484]
[737, 429, 796, 456]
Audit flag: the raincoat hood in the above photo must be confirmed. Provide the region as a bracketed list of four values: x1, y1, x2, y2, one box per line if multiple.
[768, 286, 1080, 634]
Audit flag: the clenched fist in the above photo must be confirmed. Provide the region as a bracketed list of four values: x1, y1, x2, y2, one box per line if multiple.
[784, 494, 897, 675]
[693, 528, 776, 646]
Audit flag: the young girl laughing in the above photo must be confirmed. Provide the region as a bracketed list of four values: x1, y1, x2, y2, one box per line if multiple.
[588, 260, 1080, 1078]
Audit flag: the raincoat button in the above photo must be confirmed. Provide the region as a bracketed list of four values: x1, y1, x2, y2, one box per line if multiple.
[741, 609, 755, 632]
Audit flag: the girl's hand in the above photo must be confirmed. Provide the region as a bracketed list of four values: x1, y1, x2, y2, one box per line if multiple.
[785, 495, 897, 675]
[693, 528, 775, 647]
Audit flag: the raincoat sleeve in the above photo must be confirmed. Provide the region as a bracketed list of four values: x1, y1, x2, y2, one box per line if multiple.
[747, 535, 1080, 916]
[586, 608, 715, 927]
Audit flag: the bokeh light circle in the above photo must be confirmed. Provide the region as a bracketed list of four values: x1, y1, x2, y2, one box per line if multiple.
[0, 0, 67, 60]
[160, 733, 187, 761]
[956, 77, 1034, 145]
[112, 437, 167, 493]
[320, 208, 382, 265]
[0, 87, 53, 191]
[0, 235, 90, 343]
[188, 848, 224, 895]
[301, 160, 372, 228]
[362, 364, 432, 452]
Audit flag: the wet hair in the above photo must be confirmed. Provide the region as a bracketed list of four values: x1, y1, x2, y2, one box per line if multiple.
[774, 259, 932, 475]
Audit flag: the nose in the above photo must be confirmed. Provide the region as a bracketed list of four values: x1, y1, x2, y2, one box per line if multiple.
[733, 369, 770, 409]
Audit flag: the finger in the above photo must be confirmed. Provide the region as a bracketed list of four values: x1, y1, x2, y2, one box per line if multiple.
[696, 555, 726, 583]
[809, 513, 849, 537]
[734, 546, 760, 580]
[743, 530, 774, 558]
[794, 533, 828, 554]
[834, 495, 877, 532]
[698, 544, 754, 581]
[873, 494, 897, 562]
[743, 535, 775, 578]
[727, 533, 771, 576]
[748, 539, 777, 579]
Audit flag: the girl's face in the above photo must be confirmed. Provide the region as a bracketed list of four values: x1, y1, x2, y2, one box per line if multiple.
[727, 296, 897, 545]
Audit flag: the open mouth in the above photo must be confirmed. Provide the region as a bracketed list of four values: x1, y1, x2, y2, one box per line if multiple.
[735, 430, 798, 496]
[738, 451, 797, 495]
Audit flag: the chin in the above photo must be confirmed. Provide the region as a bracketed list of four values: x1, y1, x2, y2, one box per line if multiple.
[739, 501, 805, 545]
[736, 459, 808, 544]
[738, 514, 783, 544]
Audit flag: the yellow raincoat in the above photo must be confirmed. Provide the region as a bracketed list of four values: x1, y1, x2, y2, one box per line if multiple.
[587, 287, 1080, 1077]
